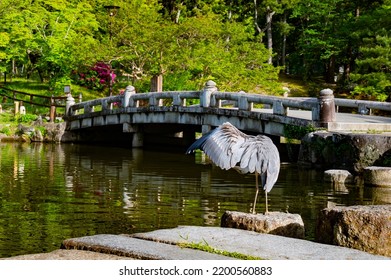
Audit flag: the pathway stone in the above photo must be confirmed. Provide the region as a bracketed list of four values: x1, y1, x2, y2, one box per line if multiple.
[4, 249, 135, 260]
[3, 226, 390, 260]
[132, 226, 389, 260]
[61, 234, 234, 260]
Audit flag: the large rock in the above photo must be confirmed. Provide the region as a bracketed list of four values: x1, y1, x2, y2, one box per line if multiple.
[221, 210, 305, 239]
[316, 205, 391, 257]
[44, 122, 66, 142]
[30, 128, 44, 142]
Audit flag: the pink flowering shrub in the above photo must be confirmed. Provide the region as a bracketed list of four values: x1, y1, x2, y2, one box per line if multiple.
[72, 62, 116, 91]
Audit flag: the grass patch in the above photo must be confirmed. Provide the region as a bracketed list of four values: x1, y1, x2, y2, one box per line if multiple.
[1, 78, 109, 116]
[0, 113, 18, 135]
[14, 113, 38, 123]
[0, 125, 12, 136]
[178, 239, 263, 260]
[2, 78, 50, 95]
[1, 77, 106, 101]
[278, 74, 309, 97]
[278, 73, 334, 97]
[0, 111, 39, 136]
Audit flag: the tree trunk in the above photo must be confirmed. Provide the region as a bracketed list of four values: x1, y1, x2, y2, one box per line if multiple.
[326, 55, 336, 83]
[343, 46, 352, 82]
[282, 12, 287, 69]
[253, 0, 262, 34]
[175, 9, 181, 24]
[265, 7, 275, 65]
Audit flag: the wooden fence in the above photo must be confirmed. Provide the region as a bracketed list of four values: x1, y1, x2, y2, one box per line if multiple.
[0, 86, 67, 121]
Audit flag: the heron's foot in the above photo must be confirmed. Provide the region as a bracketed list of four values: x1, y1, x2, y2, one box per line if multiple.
[250, 207, 257, 215]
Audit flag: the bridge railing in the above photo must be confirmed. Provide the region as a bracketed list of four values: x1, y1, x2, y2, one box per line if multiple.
[65, 80, 391, 126]
[209, 91, 319, 117]
[64, 81, 332, 125]
[129, 91, 201, 107]
[334, 98, 391, 115]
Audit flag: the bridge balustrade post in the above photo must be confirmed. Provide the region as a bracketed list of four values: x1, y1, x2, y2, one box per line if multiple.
[318, 88, 336, 126]
[102, 99, 109, 111]
[149, 95, 158, 107]
[200, 80, 217, 107]
[84, 103, 93, 114]
[209, 94, 218, 107]
[358, 104, 370, 115]
[238, 92, 252, 111]
[66, 94, 75, 116]
[273, 100, 286, 115]
[123, 85, 136, 108]
[173, 94, 185, 107]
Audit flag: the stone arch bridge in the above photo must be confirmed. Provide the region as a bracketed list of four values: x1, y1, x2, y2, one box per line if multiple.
[64, 81, 391, 149]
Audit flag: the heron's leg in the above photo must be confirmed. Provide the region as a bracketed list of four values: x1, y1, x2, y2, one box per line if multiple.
[265, 190, 268, 214]
[252, 171, 259, 214]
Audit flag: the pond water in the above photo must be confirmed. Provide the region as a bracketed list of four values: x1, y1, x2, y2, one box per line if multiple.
[0, 142, 389, 258]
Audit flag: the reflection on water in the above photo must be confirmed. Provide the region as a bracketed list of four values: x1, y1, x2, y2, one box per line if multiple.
[0, 142, 389, 258]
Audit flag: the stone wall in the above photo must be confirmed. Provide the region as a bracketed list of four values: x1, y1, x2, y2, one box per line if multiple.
[298, 131, 391, 173]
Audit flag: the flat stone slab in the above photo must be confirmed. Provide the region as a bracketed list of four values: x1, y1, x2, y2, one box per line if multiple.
[4, 249, 135, 260]
[221, 211, 305, 239]
[132, 226, 390, 260]
[61, 234, 234, 260]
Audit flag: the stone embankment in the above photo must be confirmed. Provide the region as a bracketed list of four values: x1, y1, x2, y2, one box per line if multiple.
[299, 131, 391, 173]
[0, 120, 68, 143]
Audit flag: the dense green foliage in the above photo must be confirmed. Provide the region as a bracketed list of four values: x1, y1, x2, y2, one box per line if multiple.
[0, 0, 390, 100]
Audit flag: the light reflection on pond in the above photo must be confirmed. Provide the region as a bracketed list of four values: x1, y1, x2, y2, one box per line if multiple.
[0, 142, 389, 258]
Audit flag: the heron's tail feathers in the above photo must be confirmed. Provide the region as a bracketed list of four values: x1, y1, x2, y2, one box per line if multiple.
[262, 170, 278, 193]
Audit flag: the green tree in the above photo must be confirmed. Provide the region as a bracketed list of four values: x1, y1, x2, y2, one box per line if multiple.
[350, 2, 391, 101]
[289, 0, 347, 82]
[288, 0, 385, 86]
[112, 1, 279, 93]
[2, 0, 282, 95]
[0, 0, 100, 92]
[0, 0, 30, 76]
[0, 32, 9, 73]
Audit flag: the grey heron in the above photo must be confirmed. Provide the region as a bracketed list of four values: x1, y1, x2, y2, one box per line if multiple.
[186, 122, 280, 214]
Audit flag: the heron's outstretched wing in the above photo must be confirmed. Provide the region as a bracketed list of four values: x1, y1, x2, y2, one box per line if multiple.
[186, 122, 280, 192]
[186, 122, 247, 170]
